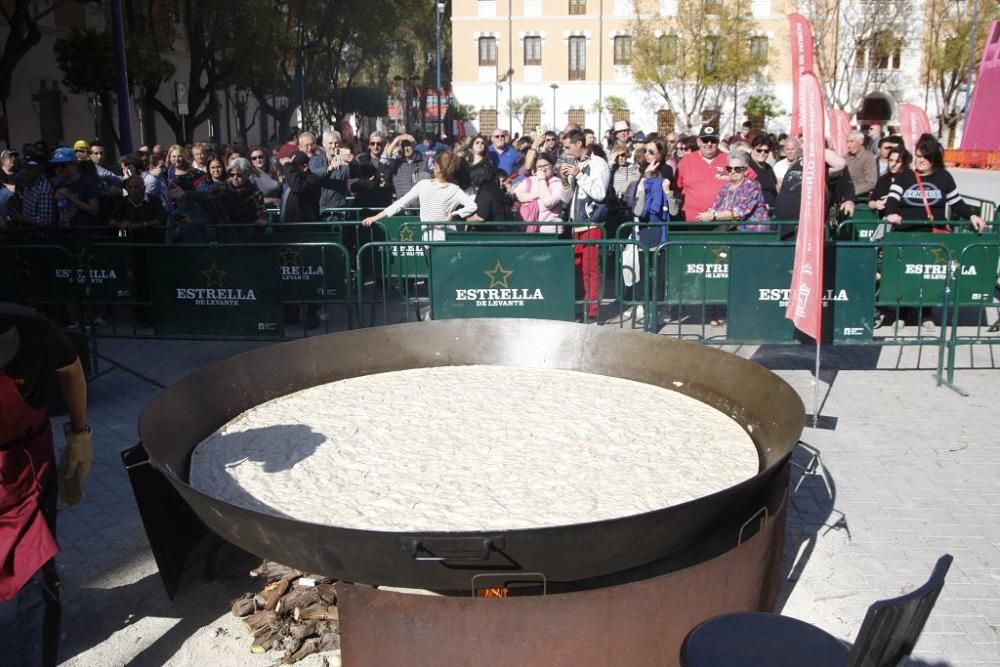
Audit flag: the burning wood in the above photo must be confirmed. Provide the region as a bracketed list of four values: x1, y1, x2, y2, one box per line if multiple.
[231, 560, 340, 664]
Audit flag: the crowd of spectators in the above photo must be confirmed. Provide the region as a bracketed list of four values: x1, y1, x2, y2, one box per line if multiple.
[0, 117, 984, 328]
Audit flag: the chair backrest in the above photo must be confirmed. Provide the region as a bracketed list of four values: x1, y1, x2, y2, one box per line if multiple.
[847, 554, 953, 667]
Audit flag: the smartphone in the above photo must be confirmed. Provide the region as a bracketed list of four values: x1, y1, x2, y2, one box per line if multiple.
[339, 148, 352, 160]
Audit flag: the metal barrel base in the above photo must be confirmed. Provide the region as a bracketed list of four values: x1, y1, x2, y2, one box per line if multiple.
[336, 491, 788, 667]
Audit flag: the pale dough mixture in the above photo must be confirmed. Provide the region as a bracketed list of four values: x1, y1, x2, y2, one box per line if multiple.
[189, 365, 759, 532]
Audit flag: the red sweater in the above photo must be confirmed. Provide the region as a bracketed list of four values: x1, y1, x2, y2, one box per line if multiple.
[675, 152, 756, 220]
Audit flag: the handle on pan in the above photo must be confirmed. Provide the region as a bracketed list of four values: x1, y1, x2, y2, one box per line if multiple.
[403, 536, 506, 562]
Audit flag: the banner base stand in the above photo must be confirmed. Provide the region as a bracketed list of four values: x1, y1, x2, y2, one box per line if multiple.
[804, 414, 838, 431]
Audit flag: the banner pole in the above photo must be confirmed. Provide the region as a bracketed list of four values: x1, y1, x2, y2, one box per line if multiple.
[812, 341, 821, 428]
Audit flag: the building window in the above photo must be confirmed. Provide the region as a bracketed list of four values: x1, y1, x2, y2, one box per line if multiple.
[750, 36, 768, 66]
[856, 32, 902, 70]
[658, 34, 678, 64]
[479, 37, 498, 66]
[657, 109, 676, 135]
[704, 36, 720, 74]
[524, 36, 542, 66]
[613, 36, 632, 65]
[480, 109, 498, 135]
[569, 36, 587, 80]
[524, 107, 542, 130]
[569, 0, 586, 14]
[568, 108, 586, 126]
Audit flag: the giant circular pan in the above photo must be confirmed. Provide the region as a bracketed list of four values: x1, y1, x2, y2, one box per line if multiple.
[138, 319, 804, 591]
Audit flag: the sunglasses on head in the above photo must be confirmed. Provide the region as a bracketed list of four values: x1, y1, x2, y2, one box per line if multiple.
[725, 165, 746, 173]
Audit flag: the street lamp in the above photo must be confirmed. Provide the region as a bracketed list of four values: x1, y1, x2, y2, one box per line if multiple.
[436, 2, 445, 138]
[550, 84, 559, 130]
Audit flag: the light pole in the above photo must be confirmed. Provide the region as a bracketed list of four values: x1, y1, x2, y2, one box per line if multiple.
[436, 1, 445, 138]
[550, 83, 559, 129]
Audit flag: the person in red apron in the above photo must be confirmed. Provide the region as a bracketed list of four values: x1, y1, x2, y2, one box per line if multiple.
[0, 304, 90, 667]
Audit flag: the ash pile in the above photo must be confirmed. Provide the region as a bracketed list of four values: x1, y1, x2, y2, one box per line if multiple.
[229, 561, 340, 664]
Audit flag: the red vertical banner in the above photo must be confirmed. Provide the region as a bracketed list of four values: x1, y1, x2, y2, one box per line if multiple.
[898, 103, 932, 154]
[830, 109, 850, 156]
[786, 73, 827, 342]
[789, 14, 815, 137]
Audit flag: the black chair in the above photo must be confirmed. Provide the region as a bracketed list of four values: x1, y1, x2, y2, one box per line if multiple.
[680, 554, 953, 667]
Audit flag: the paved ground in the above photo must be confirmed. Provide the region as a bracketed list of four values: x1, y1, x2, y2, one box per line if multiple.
[44, 168, 1000, 665]
[44, 332, 999, 667]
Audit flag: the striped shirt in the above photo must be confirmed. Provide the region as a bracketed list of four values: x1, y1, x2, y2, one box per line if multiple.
[884, 169, 973, 224]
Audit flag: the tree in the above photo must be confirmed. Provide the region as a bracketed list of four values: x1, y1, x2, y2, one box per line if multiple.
[923, 0, 1000, 146]
[797, 0, 917, 112]
[629, 0, 764, 132]
[1, 0, 73, 143]
[744, 94, 785, 123]
[506, 95, 544, 132]
[54, 27, 174, 151]
[590, 95, 630, 127]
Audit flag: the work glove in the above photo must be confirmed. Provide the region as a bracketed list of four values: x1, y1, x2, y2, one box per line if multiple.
[58, 423, 92, 506]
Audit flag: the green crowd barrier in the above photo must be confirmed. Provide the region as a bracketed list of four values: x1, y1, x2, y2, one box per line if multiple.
[943, 240, 1000, 394]
[0, 244, 81, 306]
[357, 237, 638, 327]
[144, 243, 351, 338]
[649, 239, 878, 345]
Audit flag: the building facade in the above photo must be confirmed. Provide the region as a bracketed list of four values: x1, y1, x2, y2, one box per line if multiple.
[450, 0, 940, 138]
[0, 3, 264, 154]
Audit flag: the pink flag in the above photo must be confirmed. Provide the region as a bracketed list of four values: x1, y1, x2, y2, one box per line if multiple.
[789, 14, 815, 137]
[899, 103, 932, 154]
[829, 109, 850, 156]
[786, 73, 827, 342]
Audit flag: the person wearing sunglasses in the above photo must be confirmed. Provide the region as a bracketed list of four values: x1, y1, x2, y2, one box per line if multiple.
[674, 126, 733, 222]
[247, 147, 282, 206]
[696, 149, 770, 232]
[349, 132, 388, 179]
[488, 129, 519, 176]
[747, 135, 778, 208]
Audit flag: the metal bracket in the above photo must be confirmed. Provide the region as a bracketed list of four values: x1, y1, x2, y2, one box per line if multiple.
[737, 506, 768, 546]
[791, 441, 833, 499]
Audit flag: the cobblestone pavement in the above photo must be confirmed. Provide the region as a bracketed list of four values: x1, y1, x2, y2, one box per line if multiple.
[48, 334, 999, 666]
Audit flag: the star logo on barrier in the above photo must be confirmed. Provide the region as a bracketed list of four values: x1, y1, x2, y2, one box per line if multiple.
[75, 247, 93, 270]
[399, 225, 415, 242]
[928, 247, 948, 265]
[711, 245, 729, 263]
[202, 263, 227, 288]
[484, 260, 514, 288]
[278, 247, 301, 267]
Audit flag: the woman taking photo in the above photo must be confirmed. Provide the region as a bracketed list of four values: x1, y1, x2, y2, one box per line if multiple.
[747, 135, 778, 208]
[513, 151, 564, 234]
